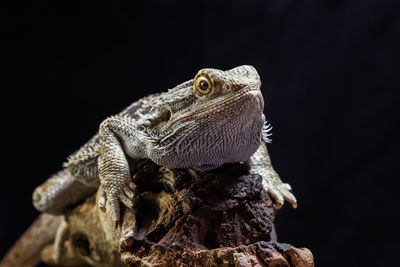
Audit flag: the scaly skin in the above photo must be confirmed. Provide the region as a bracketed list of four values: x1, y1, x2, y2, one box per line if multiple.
[33, 65, 297, 226]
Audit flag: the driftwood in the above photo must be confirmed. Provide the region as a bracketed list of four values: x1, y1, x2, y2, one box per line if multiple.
[14, 161, 314, 266]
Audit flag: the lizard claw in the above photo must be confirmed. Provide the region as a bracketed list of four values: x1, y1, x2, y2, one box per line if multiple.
[98, 180, 136, 226]
[278, 183, 297, 208]
[99, 191, 107, 212]
[262, 177, 297, 210]
[267, 186, 285, 210]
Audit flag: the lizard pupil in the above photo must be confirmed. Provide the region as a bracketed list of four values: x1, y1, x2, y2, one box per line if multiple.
[200, 81, 209, 90]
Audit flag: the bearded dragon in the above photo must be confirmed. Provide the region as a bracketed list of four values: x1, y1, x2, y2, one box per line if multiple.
[1, 65, 296, 266]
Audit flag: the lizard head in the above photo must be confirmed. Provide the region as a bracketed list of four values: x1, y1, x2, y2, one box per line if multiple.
[151, 65, 267, 171]
[162, 65, 264, 122]
[191, 65, 263, 112]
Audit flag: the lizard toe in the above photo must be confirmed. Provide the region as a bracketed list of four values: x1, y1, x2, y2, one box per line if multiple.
[280, 183, 292, 191]
[119, 192, 134, 210]
[282, 190, 298, 209]
[123, 185, 135, 200]
[98, 190, 107, 212]
[128, 181, 136, 191]
[108, 196, 121, 227]
[277, 183, 297, 208]
[269, 187, 285, 210]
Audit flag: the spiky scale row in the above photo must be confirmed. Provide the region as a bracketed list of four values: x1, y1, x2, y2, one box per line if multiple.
[262, 121, 273, 143]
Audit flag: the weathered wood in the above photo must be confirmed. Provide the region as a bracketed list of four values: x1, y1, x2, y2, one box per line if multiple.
[41, 161, 313, 267]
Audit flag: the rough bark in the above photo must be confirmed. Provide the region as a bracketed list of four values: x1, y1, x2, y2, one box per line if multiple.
[41, 161, 313, 267]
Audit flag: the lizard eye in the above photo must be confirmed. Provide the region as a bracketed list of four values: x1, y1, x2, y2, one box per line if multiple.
[194, 75, 213, 95]
[199, 81, 209, 90]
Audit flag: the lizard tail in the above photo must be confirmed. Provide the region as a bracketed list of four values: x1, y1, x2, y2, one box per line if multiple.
[0, 214, 62, 267]
[33, 169, 97, 214]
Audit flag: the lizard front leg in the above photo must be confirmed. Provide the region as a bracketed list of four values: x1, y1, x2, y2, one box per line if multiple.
[249, 142, 297, 209]
[98, 115, 148, 225]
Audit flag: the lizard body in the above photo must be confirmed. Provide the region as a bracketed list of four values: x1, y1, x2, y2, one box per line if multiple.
[32, 65, 297, 226]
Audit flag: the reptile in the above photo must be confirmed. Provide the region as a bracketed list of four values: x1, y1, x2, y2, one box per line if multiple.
[1, 65, 296, 266]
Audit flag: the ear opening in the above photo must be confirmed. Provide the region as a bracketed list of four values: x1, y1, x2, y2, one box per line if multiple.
[161, 109, 171, 122]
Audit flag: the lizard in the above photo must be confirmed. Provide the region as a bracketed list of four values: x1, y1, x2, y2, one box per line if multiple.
[32, 65, 297, 225]
[1, 65, 297, 267]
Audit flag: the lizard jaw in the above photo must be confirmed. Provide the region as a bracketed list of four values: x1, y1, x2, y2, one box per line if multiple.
[177, 87, 263, 122]
[249, 89, 264, 112]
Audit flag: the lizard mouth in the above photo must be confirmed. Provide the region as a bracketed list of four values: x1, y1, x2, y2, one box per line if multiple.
[195, 87, 262, 115]
[177, 87, 262, 123]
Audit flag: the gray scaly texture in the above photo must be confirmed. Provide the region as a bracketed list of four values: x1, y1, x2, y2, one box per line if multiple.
[33, 65, 297, 225]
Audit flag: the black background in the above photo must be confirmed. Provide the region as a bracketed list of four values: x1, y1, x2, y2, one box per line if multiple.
[2, 1, 400, 266]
